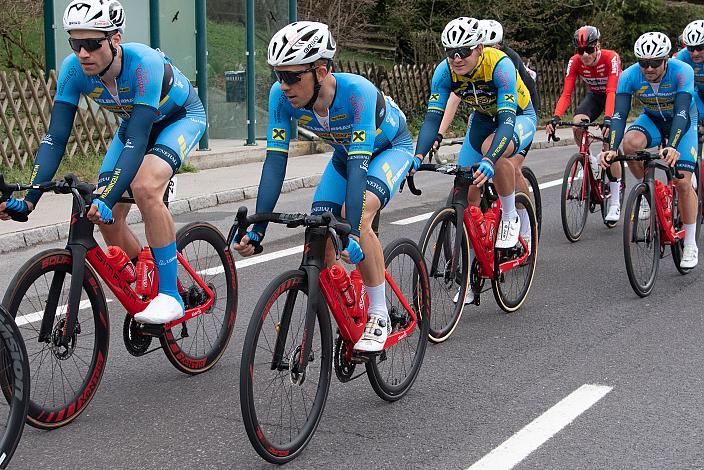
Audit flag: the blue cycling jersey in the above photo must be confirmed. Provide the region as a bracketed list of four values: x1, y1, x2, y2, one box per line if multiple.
[256, 73, 409, 235]
[609, 58, 696, 151]
[675, 48, 704, 114]
[27, 43, 202, 208]
[55, 43, 195, 121]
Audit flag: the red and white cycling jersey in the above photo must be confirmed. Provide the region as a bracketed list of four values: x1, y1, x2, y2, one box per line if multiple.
[554, 49, 621, 118]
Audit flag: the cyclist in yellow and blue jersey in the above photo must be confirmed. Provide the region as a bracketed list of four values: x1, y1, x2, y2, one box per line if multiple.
[233, 22, 416, 352]
[676, 20, 704, 117]
[414, 17, 537, 304]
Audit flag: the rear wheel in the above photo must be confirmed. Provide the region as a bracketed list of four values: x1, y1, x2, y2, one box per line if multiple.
[161, 223, 238, 374]
[561, 153, 590, 242]
[623, 184, 659, 297]
[492, 193, 538, 312]
[418, 206, 469, 343]
[366, 238, 430, 401]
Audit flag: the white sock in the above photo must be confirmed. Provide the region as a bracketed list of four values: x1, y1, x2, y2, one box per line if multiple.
[499, 193, 518, 220]
[684, 223, 697, 246]
[365, 283, 388, 319]
[518, 208, 530, 236]
[609, 181, 621, 207]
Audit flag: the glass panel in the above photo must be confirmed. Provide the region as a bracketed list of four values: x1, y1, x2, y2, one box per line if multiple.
[159, 0, 197, 81]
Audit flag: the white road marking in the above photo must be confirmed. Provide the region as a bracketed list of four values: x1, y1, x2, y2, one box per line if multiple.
[16, 298, 114, 326]
[195, 245, 306, 276]
[466, 384, 613, 470]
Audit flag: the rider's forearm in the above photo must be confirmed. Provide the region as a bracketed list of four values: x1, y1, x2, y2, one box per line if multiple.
[667, 92, 693, 149]
[484, 109, 516, 164]
[252, 150, 288, 234]
[438, 93, 461, 136]
[344, 153, 370, 237]
[25, 101, 77, 207]
[414, 109, 443, 156]
[608, 93, 632, 151]
[98, 104, 156, 208]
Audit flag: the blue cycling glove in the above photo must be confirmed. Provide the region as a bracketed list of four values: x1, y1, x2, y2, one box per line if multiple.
[411, 156, 422, 172]
[91, 198, 113, 223]
[345, 238, 365, 264]
[243, 230, 263, 249]
[3, 198, 29, 215]
[476, 159, 495, 179]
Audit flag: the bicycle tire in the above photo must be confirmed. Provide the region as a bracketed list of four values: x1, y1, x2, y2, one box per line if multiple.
[521, 166, 542, 238]
[366, 238, 430, 401]
[2, 249, 109, 429]
[492, 192, 538, 312]
[671, 190, 693, 275]
[160, 222, 238, 374]
[623, 184, 660, 297]
[240, 269, 332, 464]
[418, 206, 469, 343]
[561, 153, 590, 242]
[0, 306, 29, 469]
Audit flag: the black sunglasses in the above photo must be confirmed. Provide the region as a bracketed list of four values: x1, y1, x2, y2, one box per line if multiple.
[68, 36, 111, 53]
[687, 44, 704, 52]
[446, 47, 474, 60]
[274, 66, 319, 85]
[576, 46, 596, 55]
[638, 58, 665, 69]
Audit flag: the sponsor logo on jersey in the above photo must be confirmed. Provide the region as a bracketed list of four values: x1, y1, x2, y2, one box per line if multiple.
[119, 87, 130, 93]
[504, 93, 515, 103]
[352, 130, 366, 143]
[677, 109, 688, 119]
[272, 128, 286, 141]
[611, 56, 619, 75]
[298, 115, 313, 125]
[429, 93, 441, 101]
[88, 87, 104, 99]
[331, 114, 347, 122]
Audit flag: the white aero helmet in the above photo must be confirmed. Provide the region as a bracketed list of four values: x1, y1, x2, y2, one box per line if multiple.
[481, 19, 504, 46]
[683, 20, 704, 47]
[63, 0, 125, 34]
[634, 32, 671, 59]
[267, 21, 336, 67]
[441, 17, 484, 49]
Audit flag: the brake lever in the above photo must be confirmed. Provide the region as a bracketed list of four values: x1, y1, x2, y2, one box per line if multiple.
[328, 227, 343, 260]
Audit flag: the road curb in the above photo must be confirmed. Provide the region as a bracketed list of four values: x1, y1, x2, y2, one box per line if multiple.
[0, 173, 324, 253]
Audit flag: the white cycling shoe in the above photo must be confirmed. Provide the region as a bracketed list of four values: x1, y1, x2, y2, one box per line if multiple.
[453, 287, 474, 304]
[495, 215, 520, 249]
[605, 205, 621, 223]
[134, 293, 185, 324]
[639, 199, 651, 220]
[680, 245, 699, 269]
[353, 314, 390, 353]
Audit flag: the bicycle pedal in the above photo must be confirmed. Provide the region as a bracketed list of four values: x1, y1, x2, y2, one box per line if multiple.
[351, 350, 380, 363]
[471, 295, 480, 306]
[137, 323, 165, 337]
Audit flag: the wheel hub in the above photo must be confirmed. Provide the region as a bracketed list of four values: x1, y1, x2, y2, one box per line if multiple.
[50, 318, 79, 360]
[289, 345, 309, 385]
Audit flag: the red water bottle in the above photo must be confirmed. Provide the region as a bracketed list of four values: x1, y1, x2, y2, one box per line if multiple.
[106, 246, 137, 283]
[330, 265, 355, 308]
[484, 210, 498, 249]
[350, 269, 366, 319]
[135, 247, 156, 297]
[655, 181, 673, 232]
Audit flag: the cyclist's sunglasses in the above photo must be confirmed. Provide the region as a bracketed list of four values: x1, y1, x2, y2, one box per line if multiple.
[687, 44, 704, 52]
[638, 58, 666, 69]
[274, 66, 319, 85]
[576, 46, 596, 55]
[446, 47, 474, 60]
[68, 36, 111, 53]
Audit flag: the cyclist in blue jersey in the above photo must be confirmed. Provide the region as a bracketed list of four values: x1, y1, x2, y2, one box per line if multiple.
[600, 32, 699, 268]
[414, 17, 537, 304]
[0, 0, 206, 323]
[676, 20, 704, 117]
[232, 22, 415, 353]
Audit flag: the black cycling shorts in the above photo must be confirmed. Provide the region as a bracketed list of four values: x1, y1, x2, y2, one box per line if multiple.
[574, 92, 606, 122]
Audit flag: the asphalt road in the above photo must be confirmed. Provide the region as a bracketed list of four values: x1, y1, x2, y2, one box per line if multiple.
[5, 144, 704, 469]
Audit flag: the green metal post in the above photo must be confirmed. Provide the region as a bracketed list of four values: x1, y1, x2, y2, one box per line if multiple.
[245, 0, 256, 145]
[195, 0, 209, 149]
[44, 0, 56, 75]
[149, 0, 160, 49]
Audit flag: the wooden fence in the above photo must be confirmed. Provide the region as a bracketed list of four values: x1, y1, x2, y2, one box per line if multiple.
[0, 69, 120, 170]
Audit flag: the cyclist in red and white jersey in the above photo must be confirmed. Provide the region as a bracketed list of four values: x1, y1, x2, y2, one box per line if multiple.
[545, 25, 623, 222]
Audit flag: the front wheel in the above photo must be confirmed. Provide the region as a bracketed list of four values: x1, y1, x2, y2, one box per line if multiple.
[1, 249, 109, 429]
[0, 305, 30, 468]
[623, 184, 659, 297]
[492, 192, 538, 312]
[418, 206, 469, 343]
[366, 238, 430, 401]
[561, 153, 590, 242]
[160, 222, 238, 374]
[240, 270, 333, 464]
